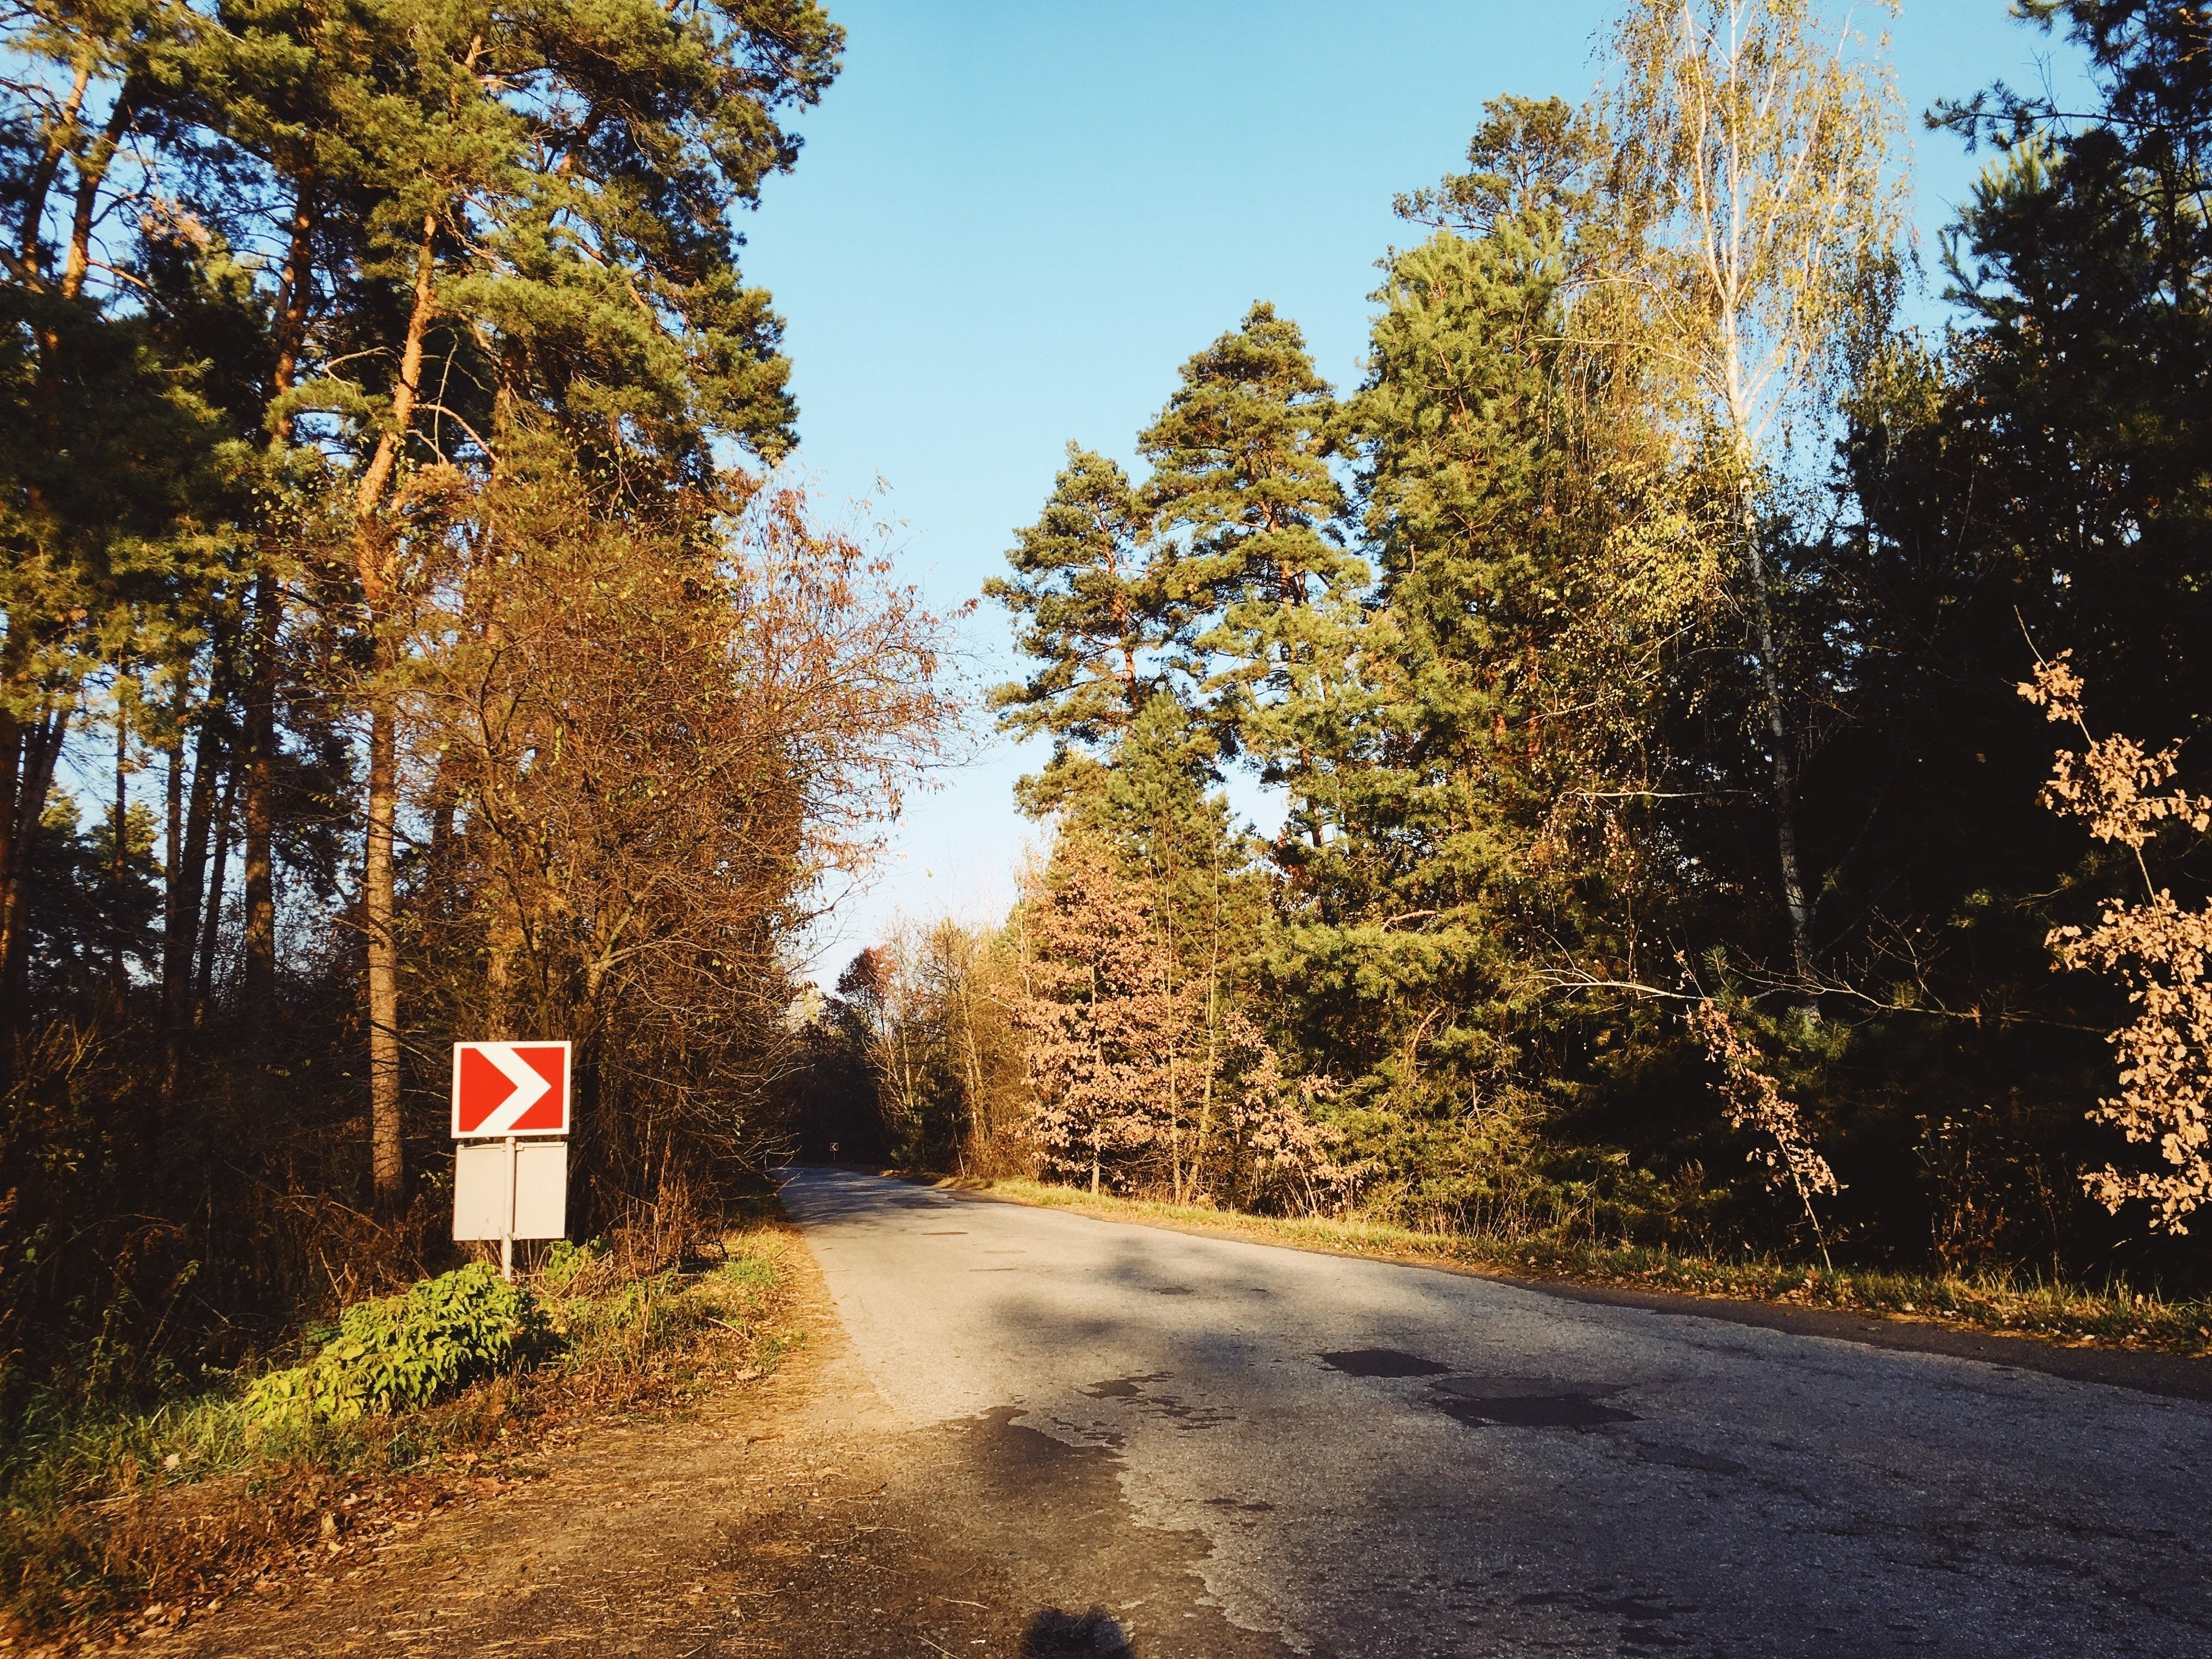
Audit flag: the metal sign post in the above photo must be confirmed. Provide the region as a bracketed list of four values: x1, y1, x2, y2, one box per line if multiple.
[452, 1043, 572, 1274]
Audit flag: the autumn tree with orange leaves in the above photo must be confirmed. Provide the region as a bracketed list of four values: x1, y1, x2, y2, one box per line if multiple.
[2024, 652, 2212, 1233]
[407, 475, 957, 1223]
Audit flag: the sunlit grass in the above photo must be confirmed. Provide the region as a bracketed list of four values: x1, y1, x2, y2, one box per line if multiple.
[927, 1175, 2212, 1358]
[0, 1223, 796, 1639]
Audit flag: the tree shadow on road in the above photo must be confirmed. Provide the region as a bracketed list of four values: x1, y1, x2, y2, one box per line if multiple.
[1022, 1607, 1133, 1658]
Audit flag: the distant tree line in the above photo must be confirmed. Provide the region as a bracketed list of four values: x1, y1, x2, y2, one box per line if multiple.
[0, 0, 958, 1395]
[812, 0, 2212, 1288]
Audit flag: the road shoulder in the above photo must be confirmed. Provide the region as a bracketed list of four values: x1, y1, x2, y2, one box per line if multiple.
[153, 1216, 1291, 1659]
[915, 1176, 2212, 1404]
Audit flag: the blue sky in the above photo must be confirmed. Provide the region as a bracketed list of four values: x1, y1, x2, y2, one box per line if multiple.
[742, 1, 2092, 976]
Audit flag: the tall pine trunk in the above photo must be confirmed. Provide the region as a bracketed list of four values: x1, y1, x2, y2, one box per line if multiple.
[1, 705, 69, 1080]
[352, 208, 439, 1218]
[240, 573, 278, 1009]
[161, 673, 198, 1104]
[110, 699, 128, 1008]
[365, 657, 403, 1212]
[241, 182, 315, 1025]
[162, 675, 223, 1101]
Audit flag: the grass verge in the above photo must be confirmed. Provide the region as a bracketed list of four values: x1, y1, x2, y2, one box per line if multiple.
[917, 1174, 2212, 1359]
[0, 1217, 800, 1652]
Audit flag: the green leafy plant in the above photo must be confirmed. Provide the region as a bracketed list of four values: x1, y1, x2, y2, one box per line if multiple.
[243, 1266, 550, 1429]
[540, 1238, 608, 1292]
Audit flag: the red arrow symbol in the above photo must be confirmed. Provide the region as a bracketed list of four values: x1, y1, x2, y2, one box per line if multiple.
[453, 1043, 567, 1134]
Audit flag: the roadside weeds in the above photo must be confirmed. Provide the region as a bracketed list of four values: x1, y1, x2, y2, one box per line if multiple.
[0, 1221, 803, 1654]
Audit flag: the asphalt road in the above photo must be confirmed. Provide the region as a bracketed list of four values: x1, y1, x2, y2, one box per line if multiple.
[779, 1166, 2212, 1658]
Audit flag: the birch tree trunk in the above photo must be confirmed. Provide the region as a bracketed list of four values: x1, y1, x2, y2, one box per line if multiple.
[1605, 0, 1902, 991]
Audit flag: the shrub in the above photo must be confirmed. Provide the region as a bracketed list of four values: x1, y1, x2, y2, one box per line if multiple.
[540, 1237, 608, 1292]
[243, 1266, 549, 1429]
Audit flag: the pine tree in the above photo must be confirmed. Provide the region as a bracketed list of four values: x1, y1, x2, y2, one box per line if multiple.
[187, 0, 842, 1210]
[1228, 97, 1693, 1233]
[0, 0, 251, 1075]
[991, 307, 1370, 1205]
[988, 445, 1188, 812]
[1137, 301, 1365, 793]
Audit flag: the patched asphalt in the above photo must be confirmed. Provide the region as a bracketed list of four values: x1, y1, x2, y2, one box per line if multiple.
[781, 1164, 2212, 1658]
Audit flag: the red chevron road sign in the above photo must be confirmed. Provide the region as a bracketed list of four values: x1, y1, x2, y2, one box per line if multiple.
[451, 1041, 571, 1137]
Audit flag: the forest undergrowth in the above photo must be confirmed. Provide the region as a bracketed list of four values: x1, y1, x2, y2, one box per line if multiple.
[909, 1175, 2212, 1359]
[0, 1209, 799, 1651]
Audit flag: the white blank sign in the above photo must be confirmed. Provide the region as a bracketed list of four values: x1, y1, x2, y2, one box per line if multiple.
[512, 1141, 567, 1238]
[454, 1139, 568, 1242]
